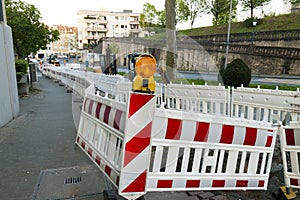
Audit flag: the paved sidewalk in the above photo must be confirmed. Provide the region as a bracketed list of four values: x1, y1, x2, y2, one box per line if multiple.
[0, 77, 96, 199]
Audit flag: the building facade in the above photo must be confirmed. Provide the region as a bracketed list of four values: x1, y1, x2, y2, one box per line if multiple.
[51, 25, 78, 57]
[77, 9, 144, 50]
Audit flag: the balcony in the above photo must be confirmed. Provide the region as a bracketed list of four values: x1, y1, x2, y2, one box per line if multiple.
[130, 20, 139, 25]
[85, 19, 108, 25]
[86, 27, 108, 32]
[130, 29, 141, 33]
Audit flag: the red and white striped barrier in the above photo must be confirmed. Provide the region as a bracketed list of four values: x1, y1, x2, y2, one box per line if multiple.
[148, 109, 277, 192]
[280, 122, 300, 190]
[119, 93, 156, 200]
[43, 66, 299, 199]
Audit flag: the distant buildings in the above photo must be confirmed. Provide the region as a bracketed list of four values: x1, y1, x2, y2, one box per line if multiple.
[36, 9, 145, 59]
[36, 25, 78, 59]
[291, 2, 300, 13]
[77, 9, 144, 50]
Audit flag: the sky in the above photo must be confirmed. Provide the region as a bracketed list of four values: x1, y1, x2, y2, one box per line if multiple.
[22, 0, 290, 30]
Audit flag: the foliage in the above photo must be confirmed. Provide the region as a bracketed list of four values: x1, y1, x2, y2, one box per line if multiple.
[140, 1, 190, 29]
[175, 0, 189, 25]
[5, 0, 60, 58]
[239, 0, 272, 19]
[15, 59, 28, 81]
[185, 0, 206, 28]
[179, 12, 300, 36]
[222, 58, 251, 87]
[205, 0, 238, 26]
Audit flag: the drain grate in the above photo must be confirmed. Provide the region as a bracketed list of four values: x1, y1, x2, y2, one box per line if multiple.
[64, 176, 82, 185]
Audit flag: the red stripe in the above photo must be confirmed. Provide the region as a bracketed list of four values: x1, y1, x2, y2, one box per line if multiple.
[265, 135, 273, 147]
[83, 99, 88, 112]
[165, 118, 182, 140]
[88, 100, 94, 115]
[124, 122, 152, 167]
[95, 155, 101, 165]
[81, 141, 86, 149]
[76, 136, 80, 143]
[186, 180, 200, 188]
[104, 106, 111, 124]
[114, 110, 122, 130]
[243, 127, 257, 146]
[116, 176, 120, 186]
[122, 171, 147, 192]
[128, 93, 154, 118]
[157, 180, 173, 188]
[105, 165, 111, 176]
[88, 147, 93, 157]
[95, 103, 102, 119]
[290, 178, 299, 186]
[285, 129, 295, 146]
[220, 125, 234, 144]
[258, 180, 264, 187]
[236, 180, 248, 187]
[194, 122, 210, 142]
[212, 180, 225, 187]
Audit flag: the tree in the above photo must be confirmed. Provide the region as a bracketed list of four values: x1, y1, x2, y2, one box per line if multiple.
[175, 0, 189, 25]
[165, 0, 176, 81]
[205, 0, 238, 26]
[185, 0, 206, 28]
[5, 0, 59, 58]
[240, 0, 271, 19]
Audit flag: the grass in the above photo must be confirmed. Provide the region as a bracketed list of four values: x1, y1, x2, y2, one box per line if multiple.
[179, 12, 300, 36]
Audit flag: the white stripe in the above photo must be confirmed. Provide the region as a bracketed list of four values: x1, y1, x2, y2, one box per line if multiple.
[152, 116, 167, 139]
[255, 129, 268, 146]
[108, 108, 116, 127]
[207, 123, 222, 143]
[99, 104, 106, 122]
[294, 128, 300, 146]
[225, 179, 236, 187]
[119, 112, 126, 132]
[232, 126, 246, 145]
[200, 179, 212, 188]
[180, 120, 196, 141]
[173, 179, 185, 188]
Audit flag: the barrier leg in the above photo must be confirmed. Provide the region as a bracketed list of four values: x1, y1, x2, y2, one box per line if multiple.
[280, 186, 297, 200]
[119, 93, 156, 200]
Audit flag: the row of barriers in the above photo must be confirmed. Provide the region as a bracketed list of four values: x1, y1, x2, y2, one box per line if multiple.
[43, 66, 300, 200]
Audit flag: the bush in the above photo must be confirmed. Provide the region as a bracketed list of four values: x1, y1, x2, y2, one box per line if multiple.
[222, 58, 251, 87]
[15, 59, 28, 82]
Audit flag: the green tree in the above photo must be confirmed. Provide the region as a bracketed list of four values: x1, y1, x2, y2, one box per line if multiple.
[185, 0, 206, 28]
[240, 0, 271, 19]
[5, 0, 59, 58]
[175, 0, 189, 25]
[206, 0, 238, 26]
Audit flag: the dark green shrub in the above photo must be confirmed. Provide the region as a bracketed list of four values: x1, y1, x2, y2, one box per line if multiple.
[15, 59, 28, 82]
[222, 58, 251, 87]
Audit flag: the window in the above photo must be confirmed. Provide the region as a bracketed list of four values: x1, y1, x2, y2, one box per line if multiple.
[121, 25, 124, 28]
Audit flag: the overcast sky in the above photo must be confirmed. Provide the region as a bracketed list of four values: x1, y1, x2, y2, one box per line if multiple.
[22, 0, 290, 30]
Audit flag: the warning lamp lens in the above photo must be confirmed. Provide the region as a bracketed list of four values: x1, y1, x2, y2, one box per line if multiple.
[135, 56, 156, 78]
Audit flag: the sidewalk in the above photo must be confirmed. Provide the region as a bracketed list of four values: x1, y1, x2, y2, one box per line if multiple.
[0, 77, 100, 199]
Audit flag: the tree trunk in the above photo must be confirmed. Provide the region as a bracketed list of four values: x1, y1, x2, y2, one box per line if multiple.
[165, 0, 177, 81]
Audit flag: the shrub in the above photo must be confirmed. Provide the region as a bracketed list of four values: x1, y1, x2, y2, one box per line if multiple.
[15, 59, 28, 82]
[222, 58, 251, 87]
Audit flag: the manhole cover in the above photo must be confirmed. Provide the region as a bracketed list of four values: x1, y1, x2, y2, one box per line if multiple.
[32, 165, 107, 200]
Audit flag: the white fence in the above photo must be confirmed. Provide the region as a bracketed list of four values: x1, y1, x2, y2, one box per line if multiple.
[43, 66, 300, 199]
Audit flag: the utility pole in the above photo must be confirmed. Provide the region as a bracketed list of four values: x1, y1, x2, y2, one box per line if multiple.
[224, 0, 233, 70]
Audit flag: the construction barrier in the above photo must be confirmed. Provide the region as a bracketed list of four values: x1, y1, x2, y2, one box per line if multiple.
[280, 122, 300, 190]
[42, 66, 300, 200]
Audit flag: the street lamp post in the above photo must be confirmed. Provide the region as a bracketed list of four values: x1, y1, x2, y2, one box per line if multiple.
[224, 0, 233, 70]
[252, 19, 257, 45]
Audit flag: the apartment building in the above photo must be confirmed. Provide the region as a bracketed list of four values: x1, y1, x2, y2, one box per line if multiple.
[77, 9, 143, 50]
[51, 25, 78, 57]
